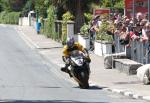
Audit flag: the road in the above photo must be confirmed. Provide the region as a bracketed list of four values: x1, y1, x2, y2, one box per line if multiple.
[0, 24, 149, 103]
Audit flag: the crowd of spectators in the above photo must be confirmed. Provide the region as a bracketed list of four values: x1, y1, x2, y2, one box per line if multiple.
[88, 11, 150, 56]
[111, 12, 150, 48]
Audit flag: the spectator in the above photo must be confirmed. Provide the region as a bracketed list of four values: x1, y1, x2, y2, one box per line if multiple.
[136, 12, 143, 22]
[142, 22, 150, 42]
[130, 23, 141, 40]
[89, 15, 100, 50]
[119, 25, 130, 45]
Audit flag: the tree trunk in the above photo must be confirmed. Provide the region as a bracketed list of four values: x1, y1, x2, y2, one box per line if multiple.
[75, 0, 84, 33]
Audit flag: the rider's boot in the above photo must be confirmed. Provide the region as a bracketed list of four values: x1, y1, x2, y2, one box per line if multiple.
[61, 65, 73, 77]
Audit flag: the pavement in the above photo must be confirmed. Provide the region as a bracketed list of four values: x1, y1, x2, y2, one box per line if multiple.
[15, 25, 150, 102]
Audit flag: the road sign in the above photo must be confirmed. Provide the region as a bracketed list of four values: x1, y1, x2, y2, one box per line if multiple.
[93, 9, 110, 15]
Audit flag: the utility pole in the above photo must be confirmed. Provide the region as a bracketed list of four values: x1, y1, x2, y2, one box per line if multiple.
[148, 0, 150, 22]
[133, 0, 135, 26]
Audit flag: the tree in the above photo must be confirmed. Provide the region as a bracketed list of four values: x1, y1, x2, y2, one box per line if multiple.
[46, 0, 101, 33]
[34, 0, 47, 17]
[22, 0, 34, 16]
[114, 0, 124, 9]
[0, 0, 3, 12]
[100, 0, 124, 12]
[0, 0, 27, 12]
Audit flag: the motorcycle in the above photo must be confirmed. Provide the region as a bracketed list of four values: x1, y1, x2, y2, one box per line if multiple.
[63, 50, 90, 89]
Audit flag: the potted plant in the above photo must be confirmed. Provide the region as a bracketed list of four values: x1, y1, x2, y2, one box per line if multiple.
[94, 19, 113, 56]
[77, 13, 93, 50]
[78, 23, 90, 50]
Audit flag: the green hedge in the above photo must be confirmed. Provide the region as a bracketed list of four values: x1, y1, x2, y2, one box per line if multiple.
[0, 11, 20, 24]
[41, 5, 56, 38]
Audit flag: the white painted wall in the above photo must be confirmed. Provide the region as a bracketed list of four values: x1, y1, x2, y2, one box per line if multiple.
[19, 17, 29, 26]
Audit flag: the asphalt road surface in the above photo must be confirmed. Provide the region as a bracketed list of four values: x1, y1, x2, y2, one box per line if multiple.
[0, 24, 149, 103]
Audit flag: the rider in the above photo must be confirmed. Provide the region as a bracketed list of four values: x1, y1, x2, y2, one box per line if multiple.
[61, 37, 91, 77]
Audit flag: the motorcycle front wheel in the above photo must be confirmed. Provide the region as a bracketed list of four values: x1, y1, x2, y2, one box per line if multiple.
[78, 71, 89, 89]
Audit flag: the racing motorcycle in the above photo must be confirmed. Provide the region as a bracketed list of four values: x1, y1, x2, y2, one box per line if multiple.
[63, 50, 90, 89]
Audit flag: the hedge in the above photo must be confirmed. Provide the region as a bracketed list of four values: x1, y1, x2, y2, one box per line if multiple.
[0, 11, 20, 24]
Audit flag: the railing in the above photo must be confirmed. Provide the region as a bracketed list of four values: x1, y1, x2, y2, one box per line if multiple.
[114, 34, 126, 53]
[113, 33, 150, 64]
[130, 40, 150, 64]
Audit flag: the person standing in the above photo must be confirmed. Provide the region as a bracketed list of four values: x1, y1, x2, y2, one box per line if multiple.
[89, 15, 100, 51]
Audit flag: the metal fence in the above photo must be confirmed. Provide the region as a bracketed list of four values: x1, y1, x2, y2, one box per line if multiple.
[114, 34, 126, 53]
[114, 34, 150, 64]
[130, 40, 150, 64]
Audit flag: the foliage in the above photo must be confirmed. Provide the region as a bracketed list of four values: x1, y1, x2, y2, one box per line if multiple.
[34, 0, 47, 18]
[22, 0, 34, 17]
[0, 0, 26, 12]
[45, 0, 102, 32]
[62, 11, 74, 21]
[0, 0, 11, 12]
[100, 0, 111, 8]
[97, 19, 113, 42]
[100, 0, 124, 11]
[43, 5, 55, 39]
[89, 2, 100, 10]
[0, 0, 26, 24]
[80, 23, 90, 37]
[0, 0, 3, 12]
[84, 13, 93, 24]
[114, 0, 124, 9]
[62, 11, 74, 43]
[0, 11, 20, 24]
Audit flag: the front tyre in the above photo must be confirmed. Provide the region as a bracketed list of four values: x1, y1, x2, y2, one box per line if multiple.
[78, 71, 89, 89]
[79, 82, 89, 89]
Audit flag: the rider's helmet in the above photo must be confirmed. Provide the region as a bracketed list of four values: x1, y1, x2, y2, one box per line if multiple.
[66, 37, 75, 48]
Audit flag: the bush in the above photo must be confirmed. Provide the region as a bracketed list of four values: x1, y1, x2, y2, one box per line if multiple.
[0, 11, 20, 24]
[62, 11, 74, 43]
[84, 13, 93, 24]
[42, 5, 56, 38]
[80, 23, 90, 36]
[97, 19, 113, 42]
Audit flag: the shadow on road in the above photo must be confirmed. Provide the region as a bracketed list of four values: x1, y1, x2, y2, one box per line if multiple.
[113, 81, 141, 85]
[88, 86, 107, 90]
[73, 85, 107, 90]
[0, 100, 109, 103]
[37, 47, 63, 50]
